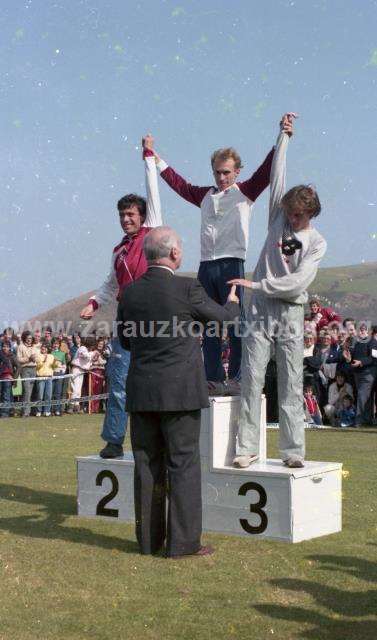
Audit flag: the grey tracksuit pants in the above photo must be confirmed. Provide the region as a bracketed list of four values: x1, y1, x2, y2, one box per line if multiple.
[236, 295, 305, 461]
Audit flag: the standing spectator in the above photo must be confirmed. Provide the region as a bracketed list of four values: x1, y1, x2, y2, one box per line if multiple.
[43, 326, 53, 349]
[32, 330, 43, 355]
[303, 384, 322, 426]
[17, 331, 38, 417]
[89, 338, 107, 413]
[0, 342, 18, 418]
[1, 328, 17, 354]
[309, 298, 341, 332]
[51, 338, 67, 416]
[343, 318, 358, 348]
[343, 323, 377, 426]
[303, 332, 322, 386]
[36, 343, 55, 417]
[324, 372, 354, 426]
[338, 394, 356, 428]
[314, 331, 340, 410]
[69, 339, 91, 413]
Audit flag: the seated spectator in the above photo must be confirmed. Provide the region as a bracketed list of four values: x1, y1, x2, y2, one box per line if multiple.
[0, 342, 18, 418]
[324, 372, 354, 426]
[309, 297, 341, 332]
[304, 384, 322, 426]
[17, 331, 38, 418]
[89, 338, 107, 413]
[338, 394, 356, 428]
[36, 343, 55, 417]
[342, 323, 377, 426]
[69, 337, 91, 413]
[51, 338, 67, 416]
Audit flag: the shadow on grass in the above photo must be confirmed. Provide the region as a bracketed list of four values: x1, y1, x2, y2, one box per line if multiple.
[254, 554, 377, 640]
[0, 483, 139, 554]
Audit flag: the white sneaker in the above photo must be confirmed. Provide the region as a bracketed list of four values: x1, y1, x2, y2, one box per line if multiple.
[44, 412, 51, 417]
[36, 412, 41, 417]
[233, 454, 259, 468]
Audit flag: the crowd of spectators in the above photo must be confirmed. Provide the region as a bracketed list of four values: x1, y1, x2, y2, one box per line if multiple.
[1, 296, 377, 428]
[0, 327, 109, 418]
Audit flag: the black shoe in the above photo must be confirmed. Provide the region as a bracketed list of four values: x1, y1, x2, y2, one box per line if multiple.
[207, 381, 226, 396]
[99, 443, 124, 459]
[223, 379, 241, 396]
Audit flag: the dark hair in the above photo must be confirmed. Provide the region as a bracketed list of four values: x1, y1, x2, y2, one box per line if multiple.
[343, 394, 353, 404]
[21, 330, 32, 343]
[371, 325, 377, 335]
[117, 194, 147, 222]
[342, 317, 355, 328]
[281, 185, 321, 218]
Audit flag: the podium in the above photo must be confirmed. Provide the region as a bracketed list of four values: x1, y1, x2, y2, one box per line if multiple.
[77, 397, 342, 543]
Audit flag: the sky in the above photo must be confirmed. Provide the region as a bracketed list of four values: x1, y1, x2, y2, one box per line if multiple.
[1, 0, 377, 327]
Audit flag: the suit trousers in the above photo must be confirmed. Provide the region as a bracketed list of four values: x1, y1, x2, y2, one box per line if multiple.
[130, 410, 202, 557]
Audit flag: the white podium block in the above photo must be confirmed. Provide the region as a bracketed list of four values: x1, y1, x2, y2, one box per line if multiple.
[77, 396, 342, 543]
[77, 452, 135, 522]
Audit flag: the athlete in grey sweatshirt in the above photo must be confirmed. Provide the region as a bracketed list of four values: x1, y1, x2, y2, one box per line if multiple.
[229, 117, 327, 468]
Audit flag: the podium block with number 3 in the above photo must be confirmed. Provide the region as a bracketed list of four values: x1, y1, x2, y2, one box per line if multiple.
[77, 397, 342, 543]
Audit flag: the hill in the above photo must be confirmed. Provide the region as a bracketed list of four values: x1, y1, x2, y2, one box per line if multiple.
[26, 262, 377, 334]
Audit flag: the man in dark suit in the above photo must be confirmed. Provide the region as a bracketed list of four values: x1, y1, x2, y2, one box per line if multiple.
[117, 226, 239, 558]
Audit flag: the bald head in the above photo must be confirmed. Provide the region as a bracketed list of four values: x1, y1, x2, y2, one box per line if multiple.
[143, 226, 182, 270]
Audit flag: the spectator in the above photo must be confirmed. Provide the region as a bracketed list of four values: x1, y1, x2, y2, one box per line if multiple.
[314, 330, 340, 409]
[17, 331, 38, 417]
[43, 326, 53, 349]
[343, 318, 358, 348]
[89, 338, 107, 413]
[0, 342, 18, 418]
[32, 330, 43, 355]
[338, 394, 356, 428]
[36, 343, 55, 417]
[309, 297, 341, 332]
[51, 338, 67, 416]
[342, 323, 377, 426]
[304, 384, 322, 426]
[303, 331, 322, 400]
[69, 338, 91, 413]
[324, 371, 354, 426]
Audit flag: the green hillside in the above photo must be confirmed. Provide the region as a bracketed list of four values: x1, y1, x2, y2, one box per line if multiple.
[27, 262, 377, 333]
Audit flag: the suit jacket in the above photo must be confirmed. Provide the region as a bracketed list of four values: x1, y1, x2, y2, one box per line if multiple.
[117, 266, 239, 412]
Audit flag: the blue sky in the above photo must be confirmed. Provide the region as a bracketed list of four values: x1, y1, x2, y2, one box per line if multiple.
[1, 0, 377, 326]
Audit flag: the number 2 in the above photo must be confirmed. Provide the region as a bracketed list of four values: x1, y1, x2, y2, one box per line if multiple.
[238, 482, 268, 534]
[96, 470, 119, 517]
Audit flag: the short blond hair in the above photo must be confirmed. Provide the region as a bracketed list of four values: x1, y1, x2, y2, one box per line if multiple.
[211, 147, 243, 170]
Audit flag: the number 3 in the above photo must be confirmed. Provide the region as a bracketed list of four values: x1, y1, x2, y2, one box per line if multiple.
[96, 470, 119, 517]
[238, 482, 268, 534]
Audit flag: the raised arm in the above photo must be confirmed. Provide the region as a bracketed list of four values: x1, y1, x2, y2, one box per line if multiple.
[144, 135, 209, 208]
[142, 135, 162, 227]
[268, 131, 289, 228]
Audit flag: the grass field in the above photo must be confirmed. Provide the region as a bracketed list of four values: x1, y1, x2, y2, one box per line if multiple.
[0, 415, 376, 640]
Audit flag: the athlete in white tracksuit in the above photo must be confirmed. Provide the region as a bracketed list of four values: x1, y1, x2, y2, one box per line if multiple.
[230, 126, 327, 466]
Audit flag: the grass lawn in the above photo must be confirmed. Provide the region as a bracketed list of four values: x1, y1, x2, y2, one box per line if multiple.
[0, 415, 376, 640]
